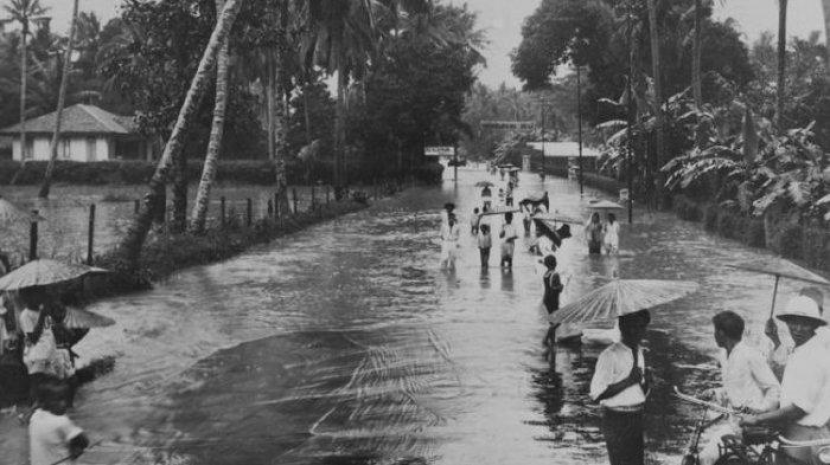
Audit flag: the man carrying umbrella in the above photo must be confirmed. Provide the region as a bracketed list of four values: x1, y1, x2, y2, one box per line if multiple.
[590, 309, 652, 465]
[741, 296, 830, 464]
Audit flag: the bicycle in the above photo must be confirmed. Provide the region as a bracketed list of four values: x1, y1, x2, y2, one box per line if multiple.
[675, 387, 830, 465]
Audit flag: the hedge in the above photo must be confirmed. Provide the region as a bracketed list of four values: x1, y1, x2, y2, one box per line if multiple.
[0, 159, 445, 186]
[673, 194, 830, 273]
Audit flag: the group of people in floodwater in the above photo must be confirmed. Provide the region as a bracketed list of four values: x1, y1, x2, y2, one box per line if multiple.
[0, 286, 91, 465]
[439, 170, 830, 465]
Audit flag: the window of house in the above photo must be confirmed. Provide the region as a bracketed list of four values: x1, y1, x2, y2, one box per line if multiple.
[86, 137, 96, 161]
[61, 139, 71, 159]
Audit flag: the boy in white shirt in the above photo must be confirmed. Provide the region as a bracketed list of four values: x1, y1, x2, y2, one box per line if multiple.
[590, 309, 651, 465]
[30, 378, 89, 465]
[499, 212, 518, 269]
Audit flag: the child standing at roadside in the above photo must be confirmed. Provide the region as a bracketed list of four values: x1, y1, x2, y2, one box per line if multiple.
[478, 224, 492, 268]
[29, 378, 89, 465]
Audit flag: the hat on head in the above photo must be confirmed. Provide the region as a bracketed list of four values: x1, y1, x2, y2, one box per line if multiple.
[799, 287, 825, 312]
[777, 295, 826, 326]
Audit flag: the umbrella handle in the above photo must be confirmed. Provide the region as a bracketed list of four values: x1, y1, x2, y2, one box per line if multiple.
[769, 275, 780, 320]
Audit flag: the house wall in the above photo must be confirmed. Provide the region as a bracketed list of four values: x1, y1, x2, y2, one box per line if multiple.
[11, 135, 112, 162]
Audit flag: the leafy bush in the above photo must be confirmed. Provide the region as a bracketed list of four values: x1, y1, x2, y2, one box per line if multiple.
[744, 219, 766, 248]
[802, 227, 830, 270]
[777, 224, 804, 259]
[704, 205, 719, 231]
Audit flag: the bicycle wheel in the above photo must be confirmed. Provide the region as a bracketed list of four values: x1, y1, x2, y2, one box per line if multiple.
[681, 453, 700, 465]
[713, 454, 747, 465]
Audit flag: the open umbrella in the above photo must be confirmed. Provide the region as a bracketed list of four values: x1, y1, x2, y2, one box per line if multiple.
[550, 279, 699, 325]
[0, 259, 108, 291]
[497, 163, 516, 169]
[533, 213, 584, 225]
[727, 259, 830, 318]
[475, 181, 495, 188]
[479, 206, 522, 217]
[63, 306, 115, 329]
[0, 196, 45, 225]
[588, 199, 624, 210]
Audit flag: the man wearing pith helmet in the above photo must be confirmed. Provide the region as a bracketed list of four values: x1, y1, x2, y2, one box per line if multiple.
[741, 296, 830, 464]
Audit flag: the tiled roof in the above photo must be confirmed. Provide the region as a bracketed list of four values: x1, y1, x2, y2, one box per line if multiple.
[0, 104, 136, 136]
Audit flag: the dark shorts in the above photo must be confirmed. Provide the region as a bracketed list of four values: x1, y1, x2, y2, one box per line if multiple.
[601, 408, 644, 465]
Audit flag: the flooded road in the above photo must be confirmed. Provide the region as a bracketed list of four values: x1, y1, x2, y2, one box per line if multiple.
[2, 169, 827, 465]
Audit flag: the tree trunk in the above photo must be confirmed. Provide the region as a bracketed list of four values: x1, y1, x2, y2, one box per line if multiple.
[10, 21, 29, 186]
[274, 0, 290, 214]
[692, 0, 703, 108]
[776, 0, 788, 128]
[647, 0, 666, 208]
[266, 54, 276, 162]
[39, 0, 80, 199]
[190, 0, 230, 233]
[823, 0, 830, 67]
[334, 67, 347, 192]
[117, 0, 244, 268]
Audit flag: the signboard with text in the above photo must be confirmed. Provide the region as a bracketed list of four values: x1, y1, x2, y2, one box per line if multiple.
[424, 146, 455, 157]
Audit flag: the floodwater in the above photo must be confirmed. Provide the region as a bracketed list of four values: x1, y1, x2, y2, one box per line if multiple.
[2, 169, 827, 465]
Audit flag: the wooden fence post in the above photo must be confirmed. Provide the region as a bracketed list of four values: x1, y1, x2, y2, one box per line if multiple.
[87, 204, 96, 265]
[246, 198, 252, 227]
[29, 210, 38, 261]
[220, 197, 226, 228]
[293, 188, 299, 214]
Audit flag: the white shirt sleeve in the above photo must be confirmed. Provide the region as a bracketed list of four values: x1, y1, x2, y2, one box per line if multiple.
[748, 349, 781, 411]
[590, 348, 615, 401]
[58, 415, 84, 443]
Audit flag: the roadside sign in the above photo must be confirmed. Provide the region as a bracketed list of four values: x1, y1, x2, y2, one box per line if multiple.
[619, 188, 630, 202]
[425, 146, 454, 157]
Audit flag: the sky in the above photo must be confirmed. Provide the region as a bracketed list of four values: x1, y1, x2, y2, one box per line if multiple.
[30, 0, 829, 88]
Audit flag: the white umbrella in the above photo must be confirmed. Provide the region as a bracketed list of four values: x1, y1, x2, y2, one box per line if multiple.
[550, 279, 699, 325]
[728, 259, 830, 318]
[0, 195, 44, 225]
[63, 306, 115, 329]
[0, 259, 108, 291]
[588, 199, 624, 210]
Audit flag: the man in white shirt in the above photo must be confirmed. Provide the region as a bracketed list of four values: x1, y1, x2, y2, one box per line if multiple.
[765, 289, 828, 377]
[30, 378, 89, 465]
[741, 296, 830, 464]
[698, 311, 780, 465]
[590, 309, 651, 465]
[499, 212, 518, 269]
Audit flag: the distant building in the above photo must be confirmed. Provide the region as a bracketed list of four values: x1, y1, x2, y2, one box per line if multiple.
[526, 141, 601, 159]
[0, 104, 156, 162]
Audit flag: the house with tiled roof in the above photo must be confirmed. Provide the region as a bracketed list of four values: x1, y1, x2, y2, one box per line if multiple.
[0, 104, 155, 162]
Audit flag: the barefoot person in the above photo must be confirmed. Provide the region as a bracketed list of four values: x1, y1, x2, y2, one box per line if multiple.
[591, 310, 651, 465]
[499, 212, 518, 269]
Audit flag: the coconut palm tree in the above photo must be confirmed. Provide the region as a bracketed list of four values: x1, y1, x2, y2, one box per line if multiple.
[38, 0, 79, 199]
[190, 0, 231, 233]
[692, 0, 703, 107]
[2, 0, 49, 184]
[302, 0, 378, 193]
[821, 0, 830, 76]
[646, 0, 666, 205]
[776, 0, 788, 128]
[118, 0, 244, 268]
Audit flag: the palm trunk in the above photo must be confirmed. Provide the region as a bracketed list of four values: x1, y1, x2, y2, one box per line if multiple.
[39, 0, 80, 199]
[274, 0, 290, 214]
[776, 0, 788, 128]
[266, 54, 276, 162]
[190, 0, 230, 233]
[10, 21, 29, 186]
[647, 0, 666, 208]
[692, 0, 703, 108]
[117, 0, 244, 268]
[334, 66, 347, 191]
[823, 0, 830, 67]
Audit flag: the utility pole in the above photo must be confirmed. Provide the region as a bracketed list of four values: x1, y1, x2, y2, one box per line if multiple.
[541, 103, 546, 178]
[626, 0, 635, 224]
[577, 65, 584, 196]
